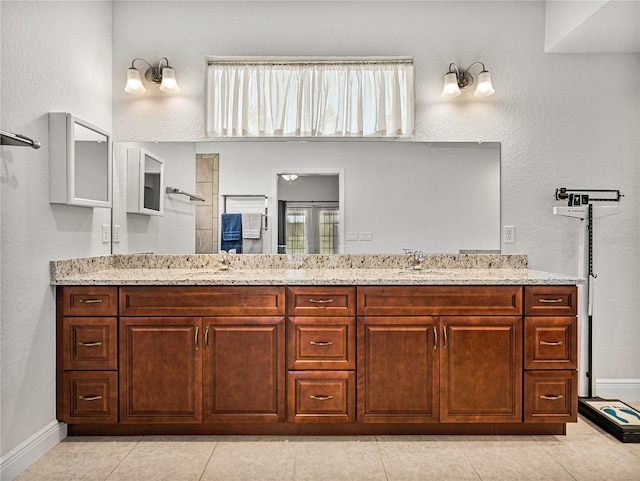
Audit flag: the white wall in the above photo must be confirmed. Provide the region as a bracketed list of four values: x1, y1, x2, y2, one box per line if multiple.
[112, 1, 639, 396]
[112, 141, 197, 254]
[0, 0, 112, 476]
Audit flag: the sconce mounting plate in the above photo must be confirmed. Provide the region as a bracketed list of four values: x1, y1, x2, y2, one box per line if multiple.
[458, 72, 474, 89]
[143, 67, 162, 85]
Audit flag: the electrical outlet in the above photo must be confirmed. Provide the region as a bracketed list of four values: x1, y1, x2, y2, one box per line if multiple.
[359, 231, 372, 241]
[113, 225, 121, 243]
[503, 225, 515, 244]
[101, 224, 110, 244]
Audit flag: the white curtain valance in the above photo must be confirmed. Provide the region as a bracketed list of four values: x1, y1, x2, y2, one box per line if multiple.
[205, 58, 414, 138]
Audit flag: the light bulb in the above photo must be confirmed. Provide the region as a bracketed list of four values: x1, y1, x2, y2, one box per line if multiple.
[441, 72, 461, 99]
[159, 67, 180, 93]
[125, 68, 146, 94]
[474, 71, 495, 97]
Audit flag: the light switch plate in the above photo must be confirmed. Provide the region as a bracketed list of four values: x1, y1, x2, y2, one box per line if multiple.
[101, 224, 110, 243]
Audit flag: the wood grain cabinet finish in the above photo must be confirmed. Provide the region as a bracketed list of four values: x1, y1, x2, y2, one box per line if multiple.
[57, 284, 578, 434]
[62, 317, 117, 370]
[287, 317, 356, 370]
[357, 315, 522, 424]
[119, 317, 203, 424]
[358, 286, 522, 316]
[358, 316, 439, 423]
[524, 371, 578, 423]
[524, 286, 577, 316]
[288, 287, 356, 317]
[287, 371, 355, 423]
[204, 317, 285, 423]
[524, 316, 577, 370]
[287, 287, 356, 423]
[61, 286, 118, 316]
[440, 317, 522, 423]
[119, 286, 285, 317]
[523, 286, 578, 423]
[57, 287, 119, 424]
[62, 371, 118, 423]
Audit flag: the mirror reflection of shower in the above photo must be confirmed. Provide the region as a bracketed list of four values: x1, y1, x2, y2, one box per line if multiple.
[277, 174, 340, 254]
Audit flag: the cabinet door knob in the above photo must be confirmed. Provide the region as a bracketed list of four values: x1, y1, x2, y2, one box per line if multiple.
[78, 341, 103, 347]
[309, 341, 334, 346]
[539, 341, 563, 346]
[540, 394, 564, 401]
[310, 395, 334, 401]
[79, 395, 103, 401]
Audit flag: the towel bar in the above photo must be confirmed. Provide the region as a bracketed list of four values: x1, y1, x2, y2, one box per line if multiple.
[166, 187, 205, 202]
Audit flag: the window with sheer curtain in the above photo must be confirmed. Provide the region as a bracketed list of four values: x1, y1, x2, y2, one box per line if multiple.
[205, 58, 414, 138]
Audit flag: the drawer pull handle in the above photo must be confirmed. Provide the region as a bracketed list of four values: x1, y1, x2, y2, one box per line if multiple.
[309, 341, 334, 346]
[539, 298, 563, 304]
[540, 341, 564, 346]
[195, 326, 199, 351]
[309, 299, 334, 304]
[79, 395, 103, 401]
[205, 326, 209, 350]
[78, 341, 103, 347]
[540, 394, 564, 401]
[78, 298, 103, 304]
[310, 395, 334, 401]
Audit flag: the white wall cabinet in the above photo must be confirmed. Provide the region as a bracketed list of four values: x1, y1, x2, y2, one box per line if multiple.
[49, 112, 112, 208]
[126, 148, 165, 216]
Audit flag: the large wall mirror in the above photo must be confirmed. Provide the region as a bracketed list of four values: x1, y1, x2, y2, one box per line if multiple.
[112, 141, 500, 255]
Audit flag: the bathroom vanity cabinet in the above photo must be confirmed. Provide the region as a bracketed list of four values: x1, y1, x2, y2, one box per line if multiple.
[56, 283, 578, 435]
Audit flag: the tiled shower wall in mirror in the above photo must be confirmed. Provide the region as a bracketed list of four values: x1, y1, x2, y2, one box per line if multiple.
[195, 153, 219, 253]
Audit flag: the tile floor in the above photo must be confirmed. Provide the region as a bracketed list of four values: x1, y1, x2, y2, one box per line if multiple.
[16, 412, 640, 481]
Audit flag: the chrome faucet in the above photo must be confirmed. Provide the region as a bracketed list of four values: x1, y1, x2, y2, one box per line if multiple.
[218, 251, 230, 270]
[403, 249, 424, 270]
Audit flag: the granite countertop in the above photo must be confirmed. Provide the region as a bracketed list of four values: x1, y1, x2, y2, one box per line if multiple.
[50, 254, 584, 286]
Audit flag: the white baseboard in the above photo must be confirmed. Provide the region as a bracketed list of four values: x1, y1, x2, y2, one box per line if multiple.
[0, 421, 66, 481]
[596, 379, 640, 401]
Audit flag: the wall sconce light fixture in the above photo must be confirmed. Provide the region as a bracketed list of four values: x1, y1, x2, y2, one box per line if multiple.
[125, 57, 180, 94]
[441, 62, 495, 99]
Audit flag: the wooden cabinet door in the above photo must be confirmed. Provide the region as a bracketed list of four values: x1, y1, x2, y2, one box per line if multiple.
[357, 316, 439, 423]
[203, 317, 285, 423]
[440, 316, 522, 423]
[120, 317, 202, 424]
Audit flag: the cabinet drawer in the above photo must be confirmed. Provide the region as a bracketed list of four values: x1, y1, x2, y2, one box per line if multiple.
[120, 286, 285, 316]
[63, 317, 118, 370]
[525, 317, 577, 370]
[59, 286, 118, 316]
[524, 371, 578, 423]
[61, 371, 118, 423]
[287, 371, 355, 423]
[524, 286, 577, 316]
[288, 317, 355, 370]
[358, 286, 522, 316]
[288, 287, 356, 316]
